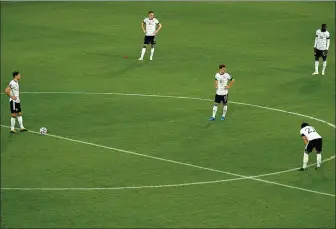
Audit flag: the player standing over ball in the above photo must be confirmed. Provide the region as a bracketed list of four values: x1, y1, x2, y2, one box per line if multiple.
[138, 11, 162, 61]
[209, 64, 235, 121]
[312, 24, 330, 75]
[4, 71, 27, 133]
[299, 123, 323, 171]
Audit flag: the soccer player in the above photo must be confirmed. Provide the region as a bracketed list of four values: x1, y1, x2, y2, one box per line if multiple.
[4, 71, 27, 133]
[138, 11, 162, 61]
[209, 64, 235, 121]
[312, 24, 330, 75]
[299, 123, 323, 171]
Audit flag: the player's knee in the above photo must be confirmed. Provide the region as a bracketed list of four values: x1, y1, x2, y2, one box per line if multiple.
[316, 151, 321, 154]
[18, 112, 22, 116]
[142, 44, 147, 48]
[151, 44, 155, 48]
[11, 113, 17, 118]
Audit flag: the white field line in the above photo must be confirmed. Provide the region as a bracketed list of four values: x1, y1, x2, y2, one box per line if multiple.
[1, 125, 335, 197]
[15, 91, 336, 128]
[1, 91, 335, 197]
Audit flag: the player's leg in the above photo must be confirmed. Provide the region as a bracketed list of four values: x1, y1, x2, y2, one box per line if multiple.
[299, 142, 313, 171]
[312, 50, 320, 75]
[315, 138, 323, 169]
[17, 107, 27, 132]
[209, 95, 220, 120]
[9, 101, 17, 133]
[321, 52, 327, 75]
[221, 94, 228, 120]
[139, 36, 149, 60]
[149, 38, 156, 60]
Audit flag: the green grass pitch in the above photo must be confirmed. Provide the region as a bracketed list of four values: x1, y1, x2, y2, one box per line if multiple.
[1, 2, 335, 228]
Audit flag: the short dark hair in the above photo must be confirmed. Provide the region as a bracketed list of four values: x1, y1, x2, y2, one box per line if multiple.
[301, 122, 309, 128]
[322, 23, 327, 27]
[12, 71, 20, 78]
[219, 64, 226, 69]
[148, 11, 154, 14]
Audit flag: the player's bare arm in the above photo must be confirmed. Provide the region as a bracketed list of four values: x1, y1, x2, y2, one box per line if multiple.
[302, 136, 308, 145]
[4, 86, 16, 100]
[141, 21, 146, 33]
[154, 23, 162, 35]
[225, 79, 235, 89]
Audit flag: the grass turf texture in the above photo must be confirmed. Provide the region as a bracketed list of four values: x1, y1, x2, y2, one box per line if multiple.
[1, 2, 335, 228]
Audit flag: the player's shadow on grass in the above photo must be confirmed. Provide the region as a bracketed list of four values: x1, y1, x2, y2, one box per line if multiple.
[85, 52, 145, 78]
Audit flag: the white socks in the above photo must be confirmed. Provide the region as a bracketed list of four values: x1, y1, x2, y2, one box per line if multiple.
[322, 61, 327, 74]
[140, 47, 155, 60]
[10, 116, 24, 130]
[150, 48, 155, 60]
[303, 153, 309, 169]
[222, 106, 228, 117]
[317, 153, 322, 168]
[302, 153, 322, 169]
[314, 61, 319, 73]
[11, 117, 16, 131]
[17, 116, 24, 129]
[140, 48, 146, 59]
[212, 105, 218, 118]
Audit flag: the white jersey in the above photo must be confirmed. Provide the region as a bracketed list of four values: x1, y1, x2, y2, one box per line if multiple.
[315, 29, 330, 50]
[215, 72, 232, 95]
[300, 126, 322, 141]
[8, 80, 20, 103]
[143, 17, 160, 36]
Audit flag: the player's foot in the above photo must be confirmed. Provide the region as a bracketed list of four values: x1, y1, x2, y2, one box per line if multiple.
[315, 166, 320, 170]
[209, 117, 215, 121]
[221, 116, 225, 121]
[298, 167, 306, 171]
[10, 129, 17, 134]
[322, 72, 325, 75]
[312, 71, 319, 75]
[138, 57, 143, 61]
[20, 128, 28, 132]
[149, 57, 153, 61]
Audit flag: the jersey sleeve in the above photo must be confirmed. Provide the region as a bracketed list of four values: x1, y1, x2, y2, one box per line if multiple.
[143, 18, 146, 24]
[8, 82, 13, 89]
[214, 74, 218, 80]
[228, 74, 234, 81]
[300, 129, 305, 136]
[315, 30, 319, 37]
[156, 19, 160, 24]
[327, 32, 330, 39]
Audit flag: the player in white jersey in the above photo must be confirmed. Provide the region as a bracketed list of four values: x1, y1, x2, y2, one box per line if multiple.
[4, 71, 27, 133]
[299, 123, 323, 171]
[209, 64, 235, 121]
[138, 11, 162, 61]
[312, 24, 330, 75]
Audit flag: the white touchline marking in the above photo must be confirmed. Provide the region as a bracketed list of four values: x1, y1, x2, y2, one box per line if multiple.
[1, 125, 335, 197]
[1, 91, 335, 197]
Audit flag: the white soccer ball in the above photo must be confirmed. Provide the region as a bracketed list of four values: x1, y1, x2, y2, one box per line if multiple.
[40, 127, 47, 135]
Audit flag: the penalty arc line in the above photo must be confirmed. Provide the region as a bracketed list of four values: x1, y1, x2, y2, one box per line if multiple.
[1, 125, 335, 197]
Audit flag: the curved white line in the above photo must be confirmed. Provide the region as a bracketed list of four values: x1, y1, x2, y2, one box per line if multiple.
[1, 91, 335, 197]
[16, 91, 335, 128]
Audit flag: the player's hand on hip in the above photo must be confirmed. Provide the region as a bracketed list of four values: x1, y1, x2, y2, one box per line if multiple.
[11, 96, 17, 100]
[225, 86, 230, 89]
